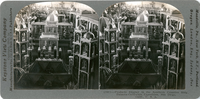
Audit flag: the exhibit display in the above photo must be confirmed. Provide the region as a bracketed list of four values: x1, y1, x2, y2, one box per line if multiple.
[13, 2, 99, 89]
[99, 1, 185, 89]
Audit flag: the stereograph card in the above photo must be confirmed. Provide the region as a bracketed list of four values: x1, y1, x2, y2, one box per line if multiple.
[0, 0, 200, 99]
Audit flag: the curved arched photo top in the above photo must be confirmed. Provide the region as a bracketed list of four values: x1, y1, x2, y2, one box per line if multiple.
[13, 2, 99, 90]
[99, 1, 185, 90]
[14, 2, 97, 29]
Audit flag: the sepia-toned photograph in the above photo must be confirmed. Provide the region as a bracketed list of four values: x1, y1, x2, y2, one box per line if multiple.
[13, 2, 99, 89]
[99, 1, 185, 89]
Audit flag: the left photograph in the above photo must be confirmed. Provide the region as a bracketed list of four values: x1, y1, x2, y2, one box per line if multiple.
[13, 2, 99, 89]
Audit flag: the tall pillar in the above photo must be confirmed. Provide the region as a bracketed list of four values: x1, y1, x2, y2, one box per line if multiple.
[59, 48, 62, 59]
[38, 47, 41, 58]
[31, 45, 34, 63]
[143, 46, 146, 58]
[166, 16, 169, 30]
[24, 55, 28, 68]
[27, 46, 31, 64]
[117, 47, 121, 63]
[75, 15, 78, 28]
[148, 48, 151, 59]
[112, 55, 117, 73]
[54, 46, 57, 59]
[69, 56, 73, 74]
[146, 42, 148, 60]
[158, 56, 163, 74]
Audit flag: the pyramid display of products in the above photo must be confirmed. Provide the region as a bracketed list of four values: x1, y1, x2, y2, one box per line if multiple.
[100, 9, 163, 89]
[13, 3, 99, 89]
[99, 2, 185, 89]
[13, 1, 185, 90]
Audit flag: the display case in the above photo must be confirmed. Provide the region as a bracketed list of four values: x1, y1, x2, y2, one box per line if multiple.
[72, 13, 99, 89]
[161, 10, 185, 89]
[58, 23, 73, 39]
[104, 28, 118, 69]
[14, 27, 29, 68]
[39, 23, 59, 59]
[69, 11, 79, 28]
[31, 22, 45, 38]
[73, 55, 79, 83]
[99, 39, 105, 54]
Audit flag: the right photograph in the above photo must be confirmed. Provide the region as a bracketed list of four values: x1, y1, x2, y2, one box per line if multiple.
[99, 1, 185, 89]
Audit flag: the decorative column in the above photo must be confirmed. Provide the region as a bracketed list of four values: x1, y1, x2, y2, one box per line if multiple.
[132, 46, 135, 59]
[42, 46, 46, 59]
[27, 46, 31, 64]
[117, 47, 121, 64]
[29, 46, 34, 63]
[112, 55, 117, 73]
[146, 41, 148, 60]
[69, 56, 73, 74]
[24, 55, 28, 69]
[26, 55, 30, 72]
[127, 47, 130, 59]
[166, 16, 169, 30]
[143, 46, 146, 58]
[148, 48, 151, 59]
[30, 46, 34, 63]
[59, 48, 62, 59]
[54, 46, 57, 59]
[48, 45, 52, 59]
[137, 46, 141, 59]
[60, 26, 63, 39]
[75, 15, 79, 28]
[38, 47, 41, 59]
[57, 41, 59, 58]
[158, 56, 163, 74]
